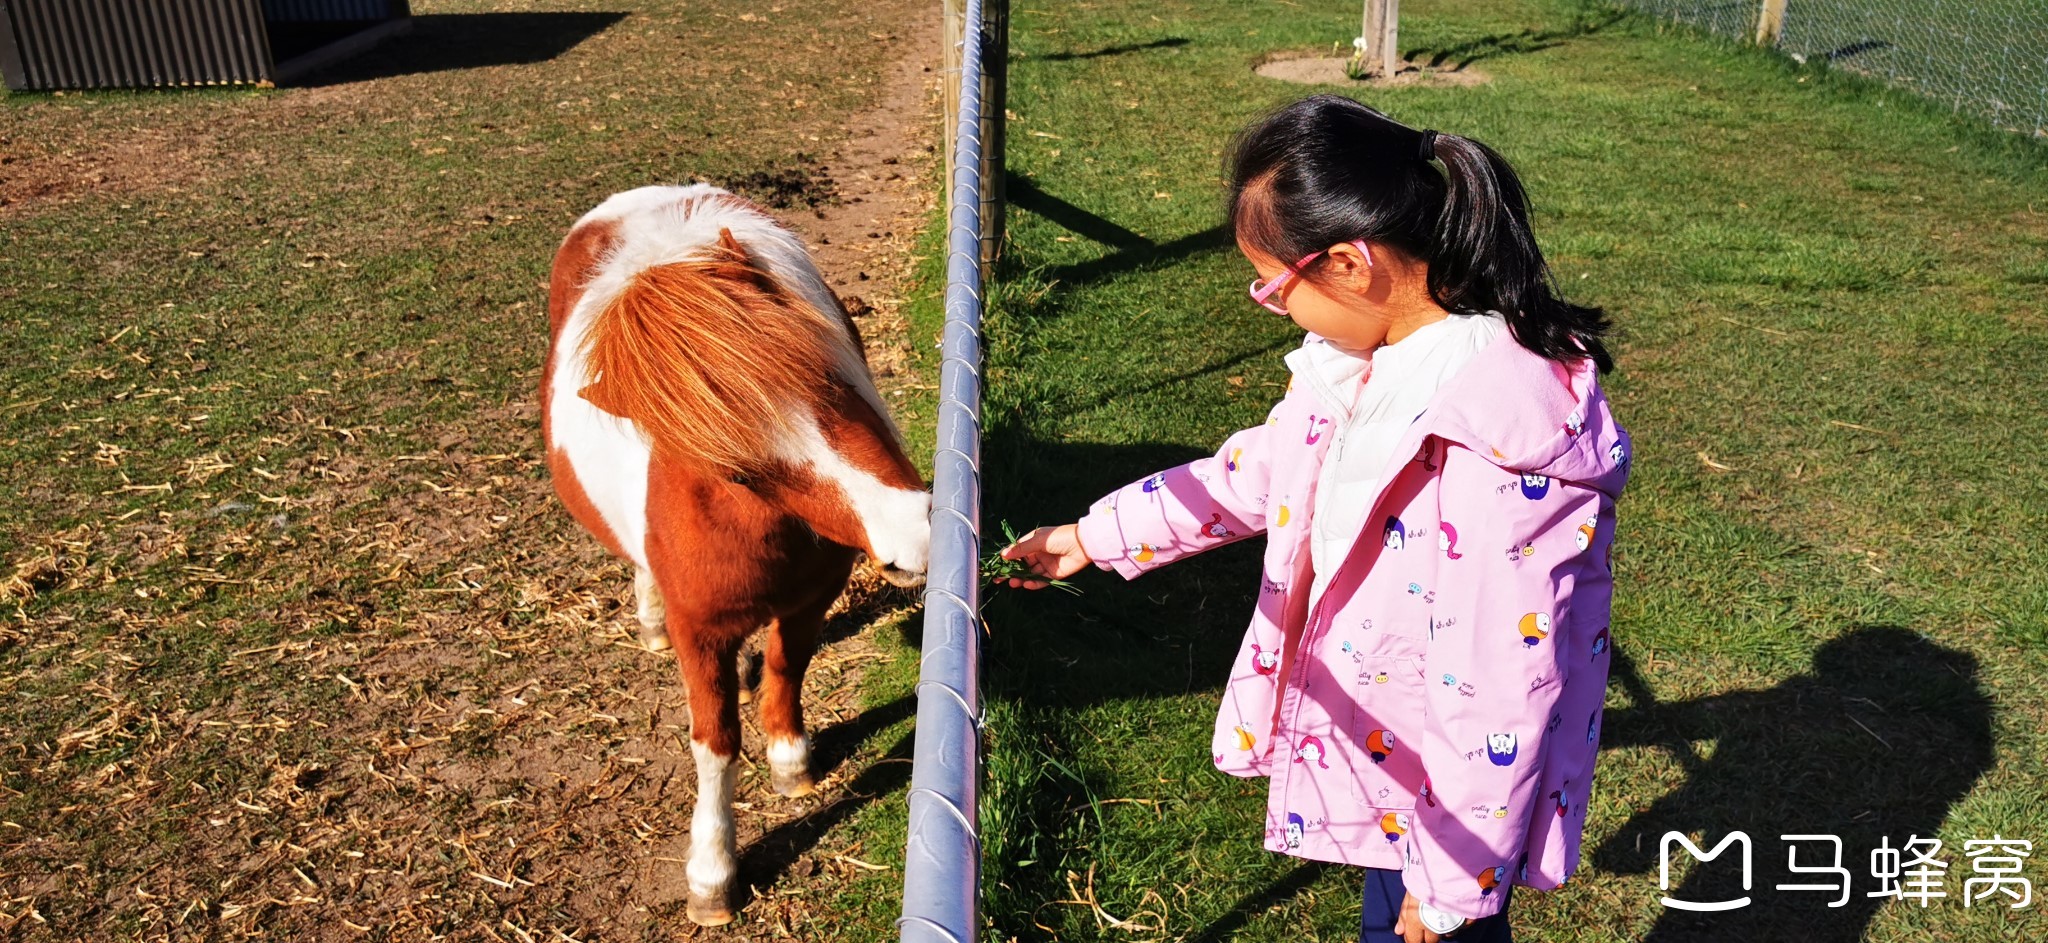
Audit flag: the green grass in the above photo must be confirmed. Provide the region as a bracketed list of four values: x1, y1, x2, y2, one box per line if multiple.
[970, 1, 2048, 940]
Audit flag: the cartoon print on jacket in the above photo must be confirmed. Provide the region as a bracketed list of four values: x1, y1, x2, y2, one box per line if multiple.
[1384, 516, 1407, 549]
[1487, 733, 1520, 766]
[1380, 812, 1410, 843]
[1284, 812, 1327, 849]
[1365, 729, 1396, 764]
[1071, 332, 1629, 921]
[1142, 473, 1167, 493]
[1439, 521, 1462, 559]
[1202, 513, 1236, 540]
[1250, 644, 1280, 676]
[1519, 612, 1551, 647]
[1575, 515, 1598, 551]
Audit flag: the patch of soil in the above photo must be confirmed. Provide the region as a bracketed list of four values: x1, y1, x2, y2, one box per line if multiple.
[765, 22, 943, 389]
[723, 160, 842, 211]
[1254, 52, 1491, 88]
[0, 124, 212, 212]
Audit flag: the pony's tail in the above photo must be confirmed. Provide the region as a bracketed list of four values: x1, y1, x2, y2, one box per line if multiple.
[579, 239, 840, 474]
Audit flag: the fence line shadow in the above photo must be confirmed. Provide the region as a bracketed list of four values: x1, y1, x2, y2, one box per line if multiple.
[1038, 37, 1190, 62]
[1403, 9, 1625, 69]
[1185, 861, 1332, 943]
[1005, 171, 1235, 289]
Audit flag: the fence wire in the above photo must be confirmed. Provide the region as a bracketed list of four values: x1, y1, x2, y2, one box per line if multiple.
[1617, 1, 2048, 135]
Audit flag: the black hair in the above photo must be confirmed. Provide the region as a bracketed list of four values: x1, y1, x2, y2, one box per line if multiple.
[1227, 94, 1612, 372]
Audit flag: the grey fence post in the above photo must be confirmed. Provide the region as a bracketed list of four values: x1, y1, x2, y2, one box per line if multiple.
[898, 0, 990, 939]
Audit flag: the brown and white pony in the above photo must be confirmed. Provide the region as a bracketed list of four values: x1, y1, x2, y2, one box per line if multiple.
[542, 184, 930, 926]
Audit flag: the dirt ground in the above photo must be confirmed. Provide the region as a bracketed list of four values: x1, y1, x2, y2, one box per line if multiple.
[0, 3, 943, 940]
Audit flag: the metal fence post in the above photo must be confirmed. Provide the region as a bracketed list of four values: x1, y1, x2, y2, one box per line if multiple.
[899, 0, 990, 939]
[979, 0, 1008, 269]
[1755, 0, 1788, 47]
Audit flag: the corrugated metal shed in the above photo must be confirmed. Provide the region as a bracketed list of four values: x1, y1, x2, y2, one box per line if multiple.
[0, 0, 410, 90]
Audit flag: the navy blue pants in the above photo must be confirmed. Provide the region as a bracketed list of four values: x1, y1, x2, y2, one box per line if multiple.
[1361, 867, 1514, 943]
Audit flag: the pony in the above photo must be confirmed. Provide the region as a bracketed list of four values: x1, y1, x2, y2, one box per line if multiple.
[542, 184, 930, 926]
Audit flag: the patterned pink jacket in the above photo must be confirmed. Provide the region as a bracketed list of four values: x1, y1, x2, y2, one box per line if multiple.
[1075, 330, 1629, 920]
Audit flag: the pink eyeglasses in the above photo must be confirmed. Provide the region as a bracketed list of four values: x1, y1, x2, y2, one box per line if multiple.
[1248, 239, 1373, 316]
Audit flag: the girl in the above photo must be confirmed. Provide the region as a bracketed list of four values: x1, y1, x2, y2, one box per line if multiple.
[1001, 95, 1630, 943]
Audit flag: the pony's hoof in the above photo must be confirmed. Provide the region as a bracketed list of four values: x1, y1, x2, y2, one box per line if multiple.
[736, 688, 753, 706]
[686, 895, 735, 927]
[771, 770, 815, 798]
[638, 625, 672, 653]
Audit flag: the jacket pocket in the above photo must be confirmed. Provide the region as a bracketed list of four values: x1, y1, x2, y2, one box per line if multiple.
[1349, 655, 1428, 816]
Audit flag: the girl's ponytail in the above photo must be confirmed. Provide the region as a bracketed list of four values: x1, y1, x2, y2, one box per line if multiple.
[1228, 95, 1613, 373]
[1426, 132, 1612, 373]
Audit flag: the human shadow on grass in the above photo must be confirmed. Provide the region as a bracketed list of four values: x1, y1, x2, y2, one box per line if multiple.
[1039, 37, 1190, 62]
[1005, 172, 1234, 289]
[286, 12, 628, 86]
[1593, 627, 1994, 943]
[1402, 8, 1624, 70]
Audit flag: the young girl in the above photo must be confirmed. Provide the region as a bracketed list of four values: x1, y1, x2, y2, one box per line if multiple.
[1001, 95, 1630, 943]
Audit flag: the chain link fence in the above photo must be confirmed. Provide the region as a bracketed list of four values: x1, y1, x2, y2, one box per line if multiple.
[1616, 1, 2048, 136]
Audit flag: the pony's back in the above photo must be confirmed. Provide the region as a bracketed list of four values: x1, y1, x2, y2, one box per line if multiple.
[551, 185, 884, 475]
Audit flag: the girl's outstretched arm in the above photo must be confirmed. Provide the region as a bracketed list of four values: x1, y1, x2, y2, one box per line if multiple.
[997, 524, 1093, 590]
[1071, 382, 1310, 580]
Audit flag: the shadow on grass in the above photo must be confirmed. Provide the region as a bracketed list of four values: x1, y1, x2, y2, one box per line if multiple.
[1185, 860, 1332, 943]
[736, 700, 917, 907]
[1005, 172, 1235, 289]
[1594, 627, 1994, 942]
[1039, 37, 1191, 62]
[973, 431, 1998, 940]
[1403, 9, 1625, 70]
[288, 12, 628, 86]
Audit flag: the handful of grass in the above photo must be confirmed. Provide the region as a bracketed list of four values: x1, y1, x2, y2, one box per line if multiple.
[981, 521, 1082, 595]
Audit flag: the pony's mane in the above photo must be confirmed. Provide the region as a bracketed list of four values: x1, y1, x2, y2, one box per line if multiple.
[579, 243, 845, 474]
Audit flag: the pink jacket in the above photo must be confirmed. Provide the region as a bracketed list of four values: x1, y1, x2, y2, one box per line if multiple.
[1075, 331, 1629, 920]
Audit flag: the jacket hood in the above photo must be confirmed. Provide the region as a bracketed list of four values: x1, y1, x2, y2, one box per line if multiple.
[1423, 331, 1630, 499]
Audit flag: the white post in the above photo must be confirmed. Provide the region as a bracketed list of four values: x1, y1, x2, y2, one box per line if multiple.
[1380, 0, 1400, 77]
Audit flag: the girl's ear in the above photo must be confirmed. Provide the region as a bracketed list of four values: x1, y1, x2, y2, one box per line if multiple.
[1324, 240, 1374, 284]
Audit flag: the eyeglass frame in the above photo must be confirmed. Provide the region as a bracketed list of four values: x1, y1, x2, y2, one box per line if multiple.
[1247, 239, 1374, 316]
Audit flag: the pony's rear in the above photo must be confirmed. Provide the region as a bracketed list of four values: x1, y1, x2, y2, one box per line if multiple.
[542, 184, 928, 926]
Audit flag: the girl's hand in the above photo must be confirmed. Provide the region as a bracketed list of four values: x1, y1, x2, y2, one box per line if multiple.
[1395, 893, 1470, 943]
[998, 524, 1091, 590]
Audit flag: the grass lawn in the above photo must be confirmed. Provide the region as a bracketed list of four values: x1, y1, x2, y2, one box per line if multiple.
[970, 1, 2048, 941]
[0, 0, 939, 938]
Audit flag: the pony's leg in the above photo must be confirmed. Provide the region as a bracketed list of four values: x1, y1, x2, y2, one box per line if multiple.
[756, 592, 835, 798]
[675, 633, 743, 926]
[634, 566, 670, 652]
[735, 646, 761, 705]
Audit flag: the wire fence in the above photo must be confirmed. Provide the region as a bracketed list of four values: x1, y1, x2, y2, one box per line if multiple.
[1616, 0, 2048, 136]
[897, 0, 1001, 940]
